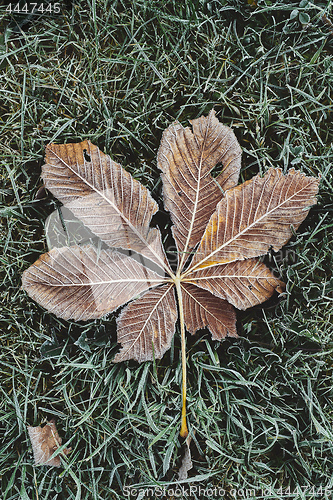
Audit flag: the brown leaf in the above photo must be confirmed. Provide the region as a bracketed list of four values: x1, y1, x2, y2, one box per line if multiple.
[21, 110, 319, 438]
[42, 140, 169, 272]
[189, 168, 319, 271]
[178, 435, 193, 480]
[182, 283, 237, 339]
[158, 109, 241, 269]
[185, 258, 285, 310]
[22, 245, 165, 321]
[27, 420, 71, 467]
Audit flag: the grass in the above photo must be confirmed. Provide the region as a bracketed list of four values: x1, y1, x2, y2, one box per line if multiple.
[0, 0, 333, 498]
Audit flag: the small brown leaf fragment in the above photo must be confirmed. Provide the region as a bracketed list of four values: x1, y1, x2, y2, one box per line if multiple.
[185, 258, 285, 310]
[158, 109, 241, 269]
[113, 283, 177, 362]
[178, 435, 193, 480]
[181, 283, 237, 339]
[27, 420, 71, 467]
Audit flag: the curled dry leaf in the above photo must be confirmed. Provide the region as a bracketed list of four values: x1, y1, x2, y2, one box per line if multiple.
[27, 419, 71, 467]
[22, 109, 320, 437]
[178, 435, 193, 480]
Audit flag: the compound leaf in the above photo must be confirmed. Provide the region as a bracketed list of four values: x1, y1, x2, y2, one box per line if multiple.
[21, 110, 320, 438]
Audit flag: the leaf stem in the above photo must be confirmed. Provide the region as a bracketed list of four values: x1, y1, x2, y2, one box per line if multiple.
[175, 278, 189, 438]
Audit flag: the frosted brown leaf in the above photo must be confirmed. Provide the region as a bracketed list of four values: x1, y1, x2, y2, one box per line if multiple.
[22, 109, 320, 437]
[27, 420, 71, 467]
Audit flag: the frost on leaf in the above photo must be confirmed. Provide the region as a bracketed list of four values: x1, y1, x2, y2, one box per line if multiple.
[27, 420, 71, 467]
[22, 109, 320, 436]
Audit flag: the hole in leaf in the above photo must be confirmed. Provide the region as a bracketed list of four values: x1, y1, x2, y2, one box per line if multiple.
[83, 149, 91, 162]
[211, 161, 224, 178]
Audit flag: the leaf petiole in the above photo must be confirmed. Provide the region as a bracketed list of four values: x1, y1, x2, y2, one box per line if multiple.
[174, 277, 189, 438]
